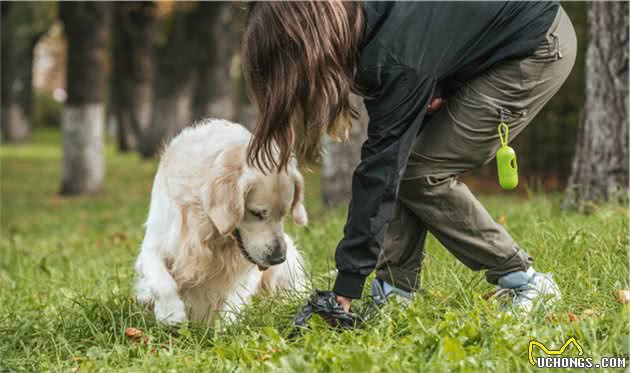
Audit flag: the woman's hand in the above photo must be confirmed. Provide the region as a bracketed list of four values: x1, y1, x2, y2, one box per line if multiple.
[427, 97, 444, 115]
[335, 294, 353, 313]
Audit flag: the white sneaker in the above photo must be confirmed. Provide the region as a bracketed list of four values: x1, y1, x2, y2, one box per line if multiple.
[370, 279, 413, 307]
[496, 272, 561, 313]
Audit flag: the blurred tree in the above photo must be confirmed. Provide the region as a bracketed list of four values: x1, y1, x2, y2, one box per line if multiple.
[59, 2, 111, 195]
[233, 62, 258, 132]
[563, 1, 629, 210]
[192, 3, 242, 122]
[495, 3, 585, 189]
[110, 2, 158, 152]
[139, 2, 207, 158]
[1, 2, 56, 142]
[321, 94, 368, 206]
[223, 6, 257, 131]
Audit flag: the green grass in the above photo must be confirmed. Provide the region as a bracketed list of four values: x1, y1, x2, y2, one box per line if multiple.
[1, 130, 628, 372]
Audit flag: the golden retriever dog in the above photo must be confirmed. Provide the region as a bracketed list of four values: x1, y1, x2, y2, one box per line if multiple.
[134, 119, 308, 325]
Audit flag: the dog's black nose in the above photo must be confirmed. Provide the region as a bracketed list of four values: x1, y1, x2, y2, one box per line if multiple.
[266, 238, 287, 265]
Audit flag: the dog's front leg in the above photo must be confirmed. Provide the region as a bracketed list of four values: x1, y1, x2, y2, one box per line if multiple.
[135, 249, 187, 325]
[219, 272, 262, 324]
[220, 294, 249, 324]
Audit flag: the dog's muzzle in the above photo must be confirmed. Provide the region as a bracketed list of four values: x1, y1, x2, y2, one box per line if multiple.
[234, 229, 269, 271]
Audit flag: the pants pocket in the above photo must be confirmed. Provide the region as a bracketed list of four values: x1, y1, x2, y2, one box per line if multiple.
[532, 7, 563, 60]
[465, 84, 527, 126]
[532, 32, 563, 62]
[521, 7, 576, 90]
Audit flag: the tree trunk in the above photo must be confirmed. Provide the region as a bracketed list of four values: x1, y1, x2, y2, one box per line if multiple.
[563, 2, 629, 211]
[233, 48, 258, 132]
[140, 78, 197, 158]
[192, 3, 241, 122]
[321, 94, 369, 207]
[139, 3, 206, 158]
[1, 40, 34, 142]
[59, 2, 111, 195]
[1, 2, 55, 142]
[111, 2, 157, 152]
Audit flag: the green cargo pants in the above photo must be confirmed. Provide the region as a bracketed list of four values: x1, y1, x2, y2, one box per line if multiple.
[375, 7, 577, 291]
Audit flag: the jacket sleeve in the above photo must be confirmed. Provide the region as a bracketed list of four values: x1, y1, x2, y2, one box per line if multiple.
[333, 68, 436, 299]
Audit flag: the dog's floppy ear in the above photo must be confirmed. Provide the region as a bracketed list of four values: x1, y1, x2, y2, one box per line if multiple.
[201, 147, 253, 236]
[289, 164, 308, 226]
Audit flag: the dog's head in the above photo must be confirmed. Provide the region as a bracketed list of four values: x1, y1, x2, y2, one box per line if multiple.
[201, 145, 307, 270]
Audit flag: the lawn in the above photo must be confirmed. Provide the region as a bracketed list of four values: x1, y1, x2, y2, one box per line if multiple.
[1, 130, 628, 372]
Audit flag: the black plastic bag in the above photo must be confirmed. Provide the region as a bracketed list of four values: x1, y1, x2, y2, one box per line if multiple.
[292, 290, 363, 333]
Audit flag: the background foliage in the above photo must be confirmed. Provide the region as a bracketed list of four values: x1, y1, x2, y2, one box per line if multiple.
[1, 131, 628, 372]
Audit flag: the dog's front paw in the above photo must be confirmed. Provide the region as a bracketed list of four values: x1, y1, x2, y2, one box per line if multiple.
[135, 289, 154, 307]
[135, 277, 156, 306]
[154, 297, 188, 325]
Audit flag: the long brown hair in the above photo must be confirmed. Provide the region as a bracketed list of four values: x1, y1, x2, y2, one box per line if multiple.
[243, 1, 364, 172]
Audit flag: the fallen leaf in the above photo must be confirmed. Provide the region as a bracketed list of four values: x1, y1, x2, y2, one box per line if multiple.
[482, 290, 497, 300]
[567, 311, 577, 322]
[615, 290, 630, 304]
[125, 327, 143, 338]
[125, 327, 148, 344]
[497, 215, 506, 225]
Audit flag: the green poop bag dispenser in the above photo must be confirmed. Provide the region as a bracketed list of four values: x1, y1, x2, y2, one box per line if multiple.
[496, 122, 518, 190]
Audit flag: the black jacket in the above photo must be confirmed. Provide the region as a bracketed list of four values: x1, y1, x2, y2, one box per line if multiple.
[333, 1, 559, 299]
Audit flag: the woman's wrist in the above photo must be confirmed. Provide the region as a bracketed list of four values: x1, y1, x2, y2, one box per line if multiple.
[335, 294, 352, 313]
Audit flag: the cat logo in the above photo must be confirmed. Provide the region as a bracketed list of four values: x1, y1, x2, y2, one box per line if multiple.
[528, 337, 584, 366]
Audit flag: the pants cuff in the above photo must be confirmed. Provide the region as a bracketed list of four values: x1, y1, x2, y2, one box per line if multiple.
[333, 271, 367, 299]
[376, 266, 421, 293]
[485, 250, 533, 284]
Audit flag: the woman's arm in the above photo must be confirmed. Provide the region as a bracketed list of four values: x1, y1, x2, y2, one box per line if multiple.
[333, 68, 436, 299]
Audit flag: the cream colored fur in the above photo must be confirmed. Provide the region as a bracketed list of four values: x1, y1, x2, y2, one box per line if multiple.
[134, 119, 307, 325]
